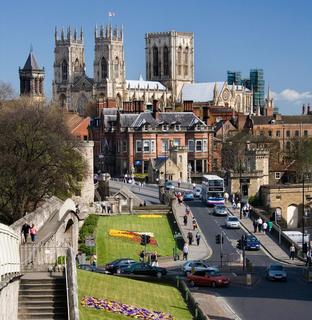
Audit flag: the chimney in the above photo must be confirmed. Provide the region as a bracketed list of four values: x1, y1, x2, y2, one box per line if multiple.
[138, 100, 145, 113]
[203, 107, 209, 124]
[308, 103, 311, 115]
[123, 101, 131, 113]
[302, 104, 306, 115]
[183, 100, 193, 112]
[97, 98, 104, 117]
[152, 100, 160, 119]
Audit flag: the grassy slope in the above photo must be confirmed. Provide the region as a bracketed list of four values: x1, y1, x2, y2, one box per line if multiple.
[78, 270, 192, 320]
[96, 215, 176, 265]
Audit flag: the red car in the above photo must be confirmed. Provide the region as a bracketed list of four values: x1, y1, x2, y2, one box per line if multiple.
[187, 270, 230, 288]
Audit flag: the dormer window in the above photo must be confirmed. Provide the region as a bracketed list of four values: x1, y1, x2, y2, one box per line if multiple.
[143, 124, 150, 131]
[175, 124, 181, 131]
[195, 124, 201, 131]
[162, 124, 169, 131]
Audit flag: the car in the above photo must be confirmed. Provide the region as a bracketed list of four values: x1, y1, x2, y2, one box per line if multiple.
[77, 264, 106, 274]
[183, 191, 195, 201]
[244, 234, 261, 250]
[121, 262, 167, 278]
[105, 258, 137, 274]
[213, 204, 228, 216]
[225, 216, 240, 229]
[193, 187, 202, 198]
[187, 270, 230, 288]
[165, 181, 175, 190]
[182, 260, 219, 275]
[266, 264, 287, 281]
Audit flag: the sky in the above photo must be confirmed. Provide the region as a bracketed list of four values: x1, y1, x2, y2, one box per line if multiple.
[1, 0, 312, 114]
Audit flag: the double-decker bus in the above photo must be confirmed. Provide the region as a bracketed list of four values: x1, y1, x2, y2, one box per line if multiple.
[201, 175, 224, 206]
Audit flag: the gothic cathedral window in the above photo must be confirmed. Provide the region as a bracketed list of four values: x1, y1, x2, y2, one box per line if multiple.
[163, 46, 169, 76]
[184, 47, 189, 76]
[101, 57, 108, 80]
[114, 57, 119, 79]
[61, 60, 68, 82]
[177, 46, 182, 76]
[74, 58, 80, 73]
[153, 47, 159, 77]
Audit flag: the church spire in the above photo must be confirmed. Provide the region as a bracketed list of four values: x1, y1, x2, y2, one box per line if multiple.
[213, 82, 218, 101]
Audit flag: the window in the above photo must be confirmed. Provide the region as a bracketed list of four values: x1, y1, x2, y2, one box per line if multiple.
[101, 57, 108, 79]
[143, 140, 150, 153]
[295, 130, 300, 137]
[162, 125, 169, 131]
[304, 130, 308, 137]
[173, 139, 180, 147]
[162, 139, 169, 152]
[188, 140, 194, 152]
[175, 125, 181, 131]
[179, 155, 182, 163]
[286, 130, 290, 138]
[276, 130, 281, 137]
[122, 140, 127, 153]
[74, 58, 80, 73]
[196, 140, 203, 152]
[286, 141, 291, 150]
[163, 46, 169, 76]
[177, 46, 182, 75]
[203, 140, 208, 152]
[268, 130, 272, 137]
[151, 140, 156, 152]
[136, 140, 142, 152]
[275, 172, 281, 180]
[61, 60, 68, 82]
[114, 57, 119, 79]
[153, 47, 159, 77]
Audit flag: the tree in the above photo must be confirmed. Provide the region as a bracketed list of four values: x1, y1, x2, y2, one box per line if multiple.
[0, 99, 86, 224]
[0, 81, 15, 106]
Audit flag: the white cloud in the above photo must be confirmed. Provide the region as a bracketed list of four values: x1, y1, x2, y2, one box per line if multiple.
[272, 89, 312, 102]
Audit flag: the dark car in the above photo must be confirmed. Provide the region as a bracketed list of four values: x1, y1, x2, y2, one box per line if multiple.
[183, 191, 195, 201]
[266, 264, 287, 281]
[77, 264, 106, 274]
[187, 270, 230, 288]
[165, 181, 175, 190]
[122, 262, 167, 278]
[244, 234, 261, 250]
[105, 258, 137, 274]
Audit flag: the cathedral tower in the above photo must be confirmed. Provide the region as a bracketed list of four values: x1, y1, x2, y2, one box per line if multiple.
[145, 31, 194, 102]
[19, 50, 45, 101]
[52, 27, 85, 110]
[93, 24, 125, 106]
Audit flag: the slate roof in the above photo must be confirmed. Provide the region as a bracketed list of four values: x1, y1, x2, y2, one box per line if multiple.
[252, 115, 312, 125]
[181, 82, 224, 102]
[22, 52, 41, 70]
[126, 75, 166, 91]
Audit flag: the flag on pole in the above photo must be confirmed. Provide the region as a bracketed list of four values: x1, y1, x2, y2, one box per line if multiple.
[108, 11, 115, 17]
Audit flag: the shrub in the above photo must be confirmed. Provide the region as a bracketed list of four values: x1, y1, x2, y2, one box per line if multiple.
[57, 256, 65, 265]
[248, 195, 262, 207]
[79, 215, 99, 255]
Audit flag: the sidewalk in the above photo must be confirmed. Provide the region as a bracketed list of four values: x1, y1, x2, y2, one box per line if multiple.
[225, 202, 305, 267]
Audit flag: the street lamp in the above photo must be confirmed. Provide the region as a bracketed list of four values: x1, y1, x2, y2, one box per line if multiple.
[188, 163, 192, 183]
[98, 154, 104, 173]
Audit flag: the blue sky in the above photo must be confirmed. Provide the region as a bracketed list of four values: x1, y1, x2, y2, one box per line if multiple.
[1, 0, 311, 114]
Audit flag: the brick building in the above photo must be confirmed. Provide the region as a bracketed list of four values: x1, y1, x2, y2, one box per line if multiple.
[89, 100, 214, 178]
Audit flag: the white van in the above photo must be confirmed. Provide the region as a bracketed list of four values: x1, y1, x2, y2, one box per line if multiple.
[283, 231, 310, 247]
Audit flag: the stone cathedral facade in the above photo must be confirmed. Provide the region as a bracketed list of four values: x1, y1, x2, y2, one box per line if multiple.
[52, 25, 195, 113]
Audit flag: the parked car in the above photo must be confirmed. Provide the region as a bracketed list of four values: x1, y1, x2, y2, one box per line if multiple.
[193, 186, 202, 198]
[122, 262, 167, 278]
[244, 234, 261, 250]
[266, 264, 287, 281]
[77, 264, 106, 274]
[187, 270, 230, 288]
[213, 204, 228, 216]
[182, 260, 219, 275]
[183, 191, 195, 201]
[105, 258, 137, 274]
[165, 181, 175, 190]
[225, 216, 240, 229]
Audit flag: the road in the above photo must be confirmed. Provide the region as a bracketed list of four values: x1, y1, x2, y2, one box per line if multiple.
[189, 200, 312, 320]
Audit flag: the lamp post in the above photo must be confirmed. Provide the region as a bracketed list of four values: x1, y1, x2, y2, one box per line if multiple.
[302, 174, 305, 253]
[98, 154, 104, 174]
[188, 163, 192, 183]
[239, 159, 243, 219]
[164, 142, 167, 182]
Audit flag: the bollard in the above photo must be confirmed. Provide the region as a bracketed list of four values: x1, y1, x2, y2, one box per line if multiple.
[246, 273, 252, 286]
[176, 276, 180, 287]
[194, 303, 198, 318]
[185, 289, 189, 301]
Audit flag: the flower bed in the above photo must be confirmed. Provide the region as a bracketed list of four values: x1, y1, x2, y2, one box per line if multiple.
[138, 215, 163, 218]
[81, 296, 175, 319]
[109, 229, 158, 246]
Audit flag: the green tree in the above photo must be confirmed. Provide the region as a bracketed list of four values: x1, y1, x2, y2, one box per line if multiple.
[0, 99, 86, 224]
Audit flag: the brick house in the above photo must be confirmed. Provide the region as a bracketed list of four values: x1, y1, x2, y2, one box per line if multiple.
[89, 100, 214, 179]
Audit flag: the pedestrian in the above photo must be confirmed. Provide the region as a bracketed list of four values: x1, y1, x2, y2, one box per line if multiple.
[289, 244, 296, 260]
[257, 217, 263, 233]
[178, 178, 181, 188]
[151, 251, 158, 266]
[178, 194, 183, 206]
[187, 231, 193, 245]
[139, 250, 145, 262]
[21, 221, 31, 244]
[90, 254, 97, 267]
[185, 206, 191, 215]
[232, 200, 237, 210]
[101, 202, 106, 213]
[237, 202, 241, 213]
[183, 243, 189, 260]
[195, 232, 201, 246]
[75, 204, 80, 215]
[253, 219, 258, 233]
[29, 224, 38, 242]
[262, 221, 268, 234]
[267, 220, 273, 232]
[306, 250, 312, 267]
[183, 214, 188, 226]
[107, 203, 112, 214]
[224, 192, 229, 203]
[192, 217, 197, 230]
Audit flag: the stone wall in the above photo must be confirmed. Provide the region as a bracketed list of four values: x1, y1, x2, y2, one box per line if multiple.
[0, 279, 19, 320]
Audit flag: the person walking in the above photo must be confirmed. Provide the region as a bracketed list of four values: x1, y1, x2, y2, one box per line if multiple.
[21, 222, 31, 244]
[253, 219, 258, 233]
[185, 206, 191, 215]
[262, 221, 268, 234]
[192, 217, 197, 230]
[139, 250, 145, 262]
[289, 244, 296, 260]
[267, 220, 273, 232]
[224, 192, 229, 203]
[306, 250, 312, 267]
[29, 224, 38, 242]
[257, 217, 263, 233]
[90, 254, 97, 267]
[183, 243, 189, 260]
[183, 214, 188, 226]
[151, 251, 158, 266]
[195, 232, 201, 246]
[187, 231, 193, 245]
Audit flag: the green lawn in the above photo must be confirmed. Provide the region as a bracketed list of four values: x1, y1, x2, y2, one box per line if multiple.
[96, 215, 176, 265]
[78, 270, 192, 320]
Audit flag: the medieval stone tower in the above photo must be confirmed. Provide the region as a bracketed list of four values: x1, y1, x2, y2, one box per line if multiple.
[93, 24, 125, 107]
[19, 50, 45, 101]
[52, 27, 87, 110]
[145, 31, 194, 102]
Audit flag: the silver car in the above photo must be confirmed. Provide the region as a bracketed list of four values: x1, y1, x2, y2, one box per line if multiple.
[266, 264, 287, 281]
[225, 216, 240, 229]
[213, 205, 228, 216]
[182, 260, 219, 275]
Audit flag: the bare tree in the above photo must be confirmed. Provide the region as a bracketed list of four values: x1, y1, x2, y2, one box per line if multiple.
[0, 81, 15, 102]
[0, 99, 86, 224]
